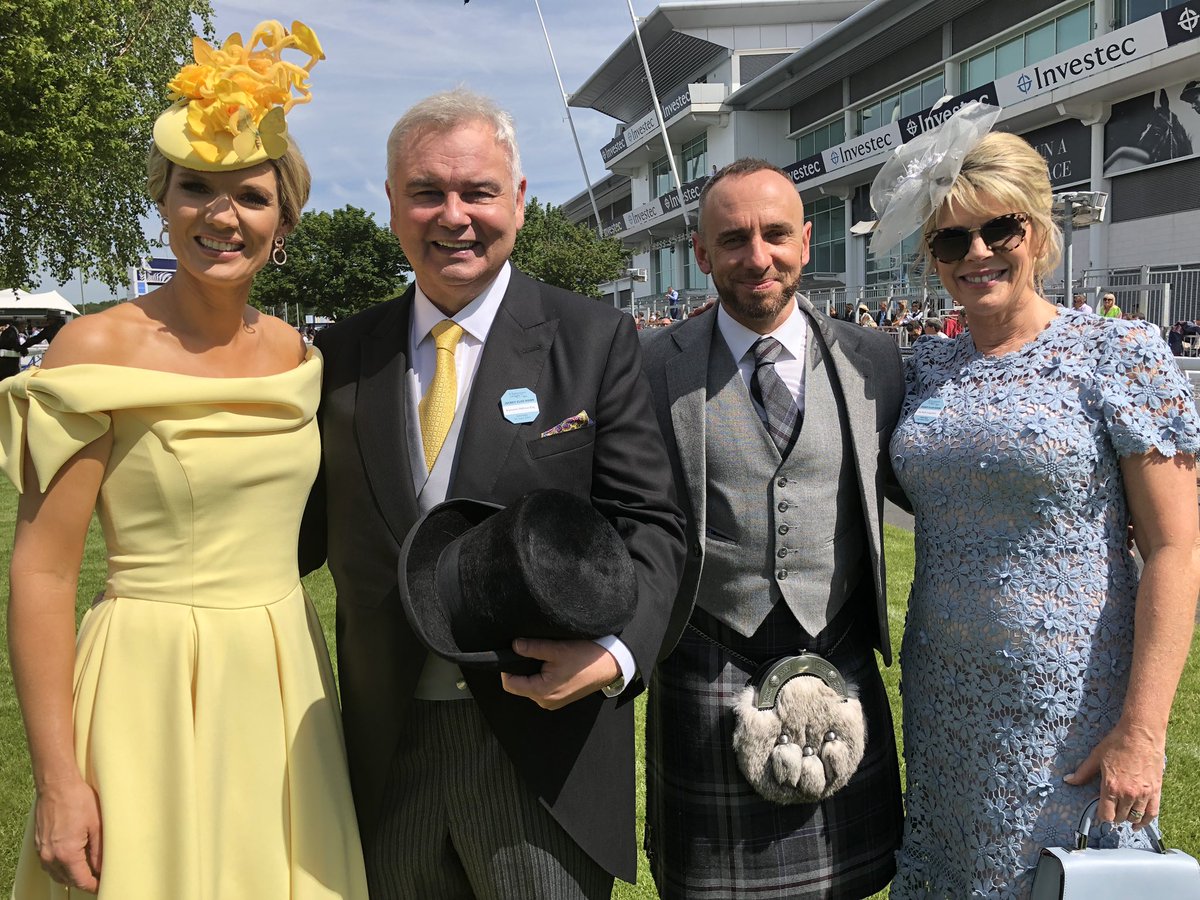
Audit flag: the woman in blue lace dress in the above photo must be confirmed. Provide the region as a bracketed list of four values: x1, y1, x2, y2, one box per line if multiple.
[881, 125, 1200, 897]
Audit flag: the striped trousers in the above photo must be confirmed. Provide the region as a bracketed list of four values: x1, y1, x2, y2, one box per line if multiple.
[366, 699, 613, 900]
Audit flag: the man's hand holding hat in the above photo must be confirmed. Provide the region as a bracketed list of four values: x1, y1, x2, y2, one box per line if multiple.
[501, 639, 621, 710]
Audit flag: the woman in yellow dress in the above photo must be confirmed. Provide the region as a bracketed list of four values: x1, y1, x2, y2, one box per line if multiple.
[3, 21, 367, 898]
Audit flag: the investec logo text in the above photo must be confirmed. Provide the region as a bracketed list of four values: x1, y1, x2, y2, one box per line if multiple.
[624, 117, 658, 144]
[828, 131, 894, 168]
[1019, 37, 1137, 93]
[660, 178, 705, 212]
[661, 90, 691, 119]
[627, 205, 663, 227]
[906, 93, 993, 137]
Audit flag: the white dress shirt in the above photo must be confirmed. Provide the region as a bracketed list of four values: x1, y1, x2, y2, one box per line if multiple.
[716, 298, 809, 416]
[410, 262, 635, 695]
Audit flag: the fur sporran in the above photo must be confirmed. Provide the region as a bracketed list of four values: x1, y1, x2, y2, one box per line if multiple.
[732, 653, 866, 804]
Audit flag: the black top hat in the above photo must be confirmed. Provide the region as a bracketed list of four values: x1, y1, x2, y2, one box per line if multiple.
[398, 489, 638, 674]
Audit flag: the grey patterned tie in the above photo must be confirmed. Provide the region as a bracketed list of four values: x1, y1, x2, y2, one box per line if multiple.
[750, 336, 802, 456]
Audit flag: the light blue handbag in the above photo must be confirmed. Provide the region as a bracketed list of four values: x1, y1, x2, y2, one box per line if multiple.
[1030, 800, 1200, 899]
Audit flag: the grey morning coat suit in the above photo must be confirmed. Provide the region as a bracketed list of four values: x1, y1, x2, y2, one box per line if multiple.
[299, 268, 686, 885]
[640, 296, 907, 899]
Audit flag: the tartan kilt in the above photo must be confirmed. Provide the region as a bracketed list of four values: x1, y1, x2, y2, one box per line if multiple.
[646, 602, 903, 900]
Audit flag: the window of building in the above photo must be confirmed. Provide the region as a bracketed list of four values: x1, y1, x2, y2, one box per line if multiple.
[805, 196, 845, 275]
[651, 156, 673, 199]
[857, 72, 945, 134]
[1116, 0, 1174, 26]
[652, 245, 673, 295]
[963, 4, 1093, 91]
[796, 118, 846, 160]
[865, 231, 923, 286]
[680, 134, 708, 184]
[682, 239, 709, 292]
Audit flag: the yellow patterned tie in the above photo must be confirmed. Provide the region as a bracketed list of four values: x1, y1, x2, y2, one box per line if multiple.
[419, 320, 464, 472]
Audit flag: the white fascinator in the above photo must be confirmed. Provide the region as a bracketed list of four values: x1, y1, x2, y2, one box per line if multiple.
[863, 101, 1003, 256]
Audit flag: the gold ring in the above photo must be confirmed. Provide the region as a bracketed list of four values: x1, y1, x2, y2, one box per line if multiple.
[1129, 809, 1145, 820]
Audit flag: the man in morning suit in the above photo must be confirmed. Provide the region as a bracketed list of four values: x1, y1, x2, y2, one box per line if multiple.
[640, 159, 905, 899]
[299, 89, 686, 898]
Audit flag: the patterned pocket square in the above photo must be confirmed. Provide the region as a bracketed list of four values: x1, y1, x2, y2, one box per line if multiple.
[540, 410, 591, 438]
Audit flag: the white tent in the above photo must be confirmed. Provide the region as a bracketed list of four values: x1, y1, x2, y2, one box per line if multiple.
[0, 288, 81, 317]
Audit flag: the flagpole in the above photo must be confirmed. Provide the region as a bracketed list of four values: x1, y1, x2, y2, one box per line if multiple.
[532, 0, 605, 238]
[625, 0, 689, 232]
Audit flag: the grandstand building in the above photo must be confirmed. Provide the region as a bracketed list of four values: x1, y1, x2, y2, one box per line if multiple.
[562, 0, 1200, 322]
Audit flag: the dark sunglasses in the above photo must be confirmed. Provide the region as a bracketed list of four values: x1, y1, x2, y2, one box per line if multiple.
[926, 212, 1029, 263]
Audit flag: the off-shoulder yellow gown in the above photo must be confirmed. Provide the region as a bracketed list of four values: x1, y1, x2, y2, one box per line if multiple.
[1, 349, 367, 899]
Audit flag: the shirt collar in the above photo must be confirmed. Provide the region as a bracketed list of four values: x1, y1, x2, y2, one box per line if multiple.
[716, 296, 808, 363]
[412, 262, 512, 345]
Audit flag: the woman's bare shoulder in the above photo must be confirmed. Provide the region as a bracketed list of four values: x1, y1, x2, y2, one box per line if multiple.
[39, 304, 154, 369]
[248, 308, 308, 365]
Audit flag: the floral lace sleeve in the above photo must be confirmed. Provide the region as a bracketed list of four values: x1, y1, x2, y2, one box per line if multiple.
[1094, 321, 1200, 459]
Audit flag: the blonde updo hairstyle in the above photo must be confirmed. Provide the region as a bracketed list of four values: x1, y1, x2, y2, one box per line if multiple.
[922, 131, 1062, 287]
[145, 140, 312, 230]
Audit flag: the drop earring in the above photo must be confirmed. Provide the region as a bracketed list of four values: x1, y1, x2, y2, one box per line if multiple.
[272, 235, 287, 266]
[158, 219, 169, 244]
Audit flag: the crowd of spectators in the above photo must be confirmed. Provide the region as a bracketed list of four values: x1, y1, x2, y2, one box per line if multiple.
[633, 297, 716, 330]
[630, 291, 1190, 353]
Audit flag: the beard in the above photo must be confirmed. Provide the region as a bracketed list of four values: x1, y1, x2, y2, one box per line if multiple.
[713, 270, 803, 327]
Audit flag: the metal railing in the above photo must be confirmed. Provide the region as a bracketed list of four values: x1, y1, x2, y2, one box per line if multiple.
[808, 262, 1200, 328]
[806, 283, 955, 319]
[1078, 265, 1200, 326]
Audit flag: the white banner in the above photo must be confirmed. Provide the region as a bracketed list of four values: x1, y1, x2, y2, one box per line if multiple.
[821, 122, 902, 173]
[995, 14, 1168, 105]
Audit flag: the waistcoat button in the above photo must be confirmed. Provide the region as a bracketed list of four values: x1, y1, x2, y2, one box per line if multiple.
[777, 501, 788, 512]
[777, 569, 789, 580]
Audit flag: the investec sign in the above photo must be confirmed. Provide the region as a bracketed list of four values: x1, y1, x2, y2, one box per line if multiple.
[782, 84, 1001, 187]
[620, 174, 710, 232]
[601, 85, 693, 164]
[778, 3, 1200, 191]
[897, 84, 997, 141]
[783, 126, 897, 187]
[995, 3, 1199, 105]
[659, 175, 707, 213]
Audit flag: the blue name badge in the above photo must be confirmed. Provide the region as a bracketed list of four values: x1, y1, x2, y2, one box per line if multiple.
[500, 387, 540, 424]
[912, 396, 945, 425]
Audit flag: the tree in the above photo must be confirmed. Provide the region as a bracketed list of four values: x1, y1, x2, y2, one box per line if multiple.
[0, 0, 214, 290]
[250, 205, 410, 321]
[512, 199, 628, 298]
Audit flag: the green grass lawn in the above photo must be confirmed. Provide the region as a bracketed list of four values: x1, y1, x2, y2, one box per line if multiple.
[0, 482, 1197, 896]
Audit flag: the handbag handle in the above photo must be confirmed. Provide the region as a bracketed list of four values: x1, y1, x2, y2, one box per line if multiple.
[1075, 798, 1167, 853]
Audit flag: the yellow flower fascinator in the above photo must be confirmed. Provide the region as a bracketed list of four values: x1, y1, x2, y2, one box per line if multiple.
[153, 20, 324, 171]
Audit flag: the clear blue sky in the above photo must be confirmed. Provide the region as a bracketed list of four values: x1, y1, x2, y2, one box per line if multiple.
[43, 0, 658, 303]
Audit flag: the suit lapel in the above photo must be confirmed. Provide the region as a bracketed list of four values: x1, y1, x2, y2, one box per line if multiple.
[355, 290, 421, 545]
[664, 313, 716, 534]
[798, 296, 882, 553]
[452, 272, 559, 499]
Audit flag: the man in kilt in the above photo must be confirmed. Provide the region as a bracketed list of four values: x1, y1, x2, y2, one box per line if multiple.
[641, 159, 905, 899]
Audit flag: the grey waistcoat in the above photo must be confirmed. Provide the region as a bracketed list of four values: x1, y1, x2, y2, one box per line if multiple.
[695, 321, 867, 638]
